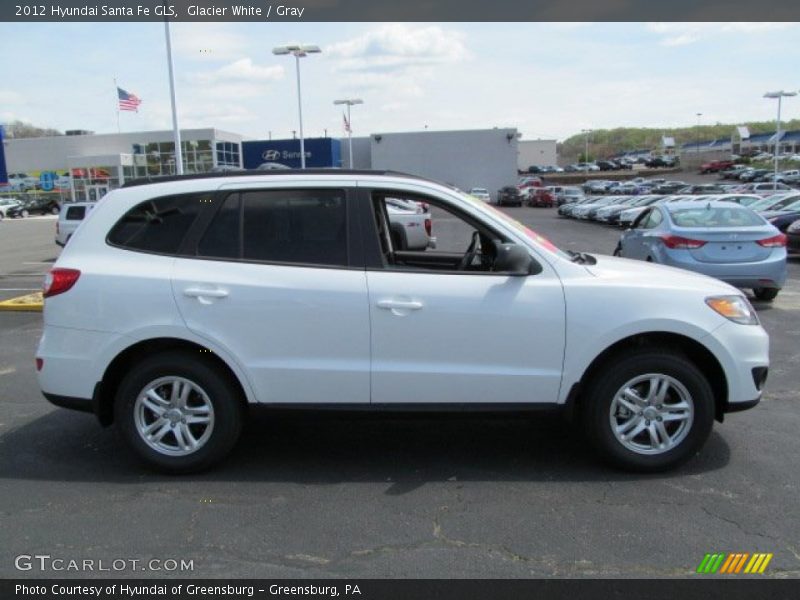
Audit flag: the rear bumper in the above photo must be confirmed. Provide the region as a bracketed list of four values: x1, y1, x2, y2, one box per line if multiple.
[658, 250, 787, 289]
[43, 392, 93, 413]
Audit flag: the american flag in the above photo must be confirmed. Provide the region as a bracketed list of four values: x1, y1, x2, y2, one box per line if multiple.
[117, 87, 142, 112]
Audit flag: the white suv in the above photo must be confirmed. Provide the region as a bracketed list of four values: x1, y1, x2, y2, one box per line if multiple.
[37, 171, 769, 473]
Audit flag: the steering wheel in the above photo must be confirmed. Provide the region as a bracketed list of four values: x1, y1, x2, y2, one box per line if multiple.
[457, 231, 481, 271]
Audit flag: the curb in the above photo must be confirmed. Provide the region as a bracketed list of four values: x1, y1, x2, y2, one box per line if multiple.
[0, 292, 43, 312]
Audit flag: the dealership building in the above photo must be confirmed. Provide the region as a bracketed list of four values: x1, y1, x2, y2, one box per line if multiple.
[3, 126, 525, 201]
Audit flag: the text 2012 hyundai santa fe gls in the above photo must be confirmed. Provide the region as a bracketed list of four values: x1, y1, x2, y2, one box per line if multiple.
[37, 171, 769, 473]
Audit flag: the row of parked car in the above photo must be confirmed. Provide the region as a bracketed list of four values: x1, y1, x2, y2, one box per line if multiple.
[557, 190, 800, 300]
[0, 196, 62, 219]
[717, 164, 800, 185]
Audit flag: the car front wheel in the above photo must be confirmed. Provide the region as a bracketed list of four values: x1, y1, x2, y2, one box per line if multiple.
[114, 351, 244, 473]
[582, 349, 714, 472]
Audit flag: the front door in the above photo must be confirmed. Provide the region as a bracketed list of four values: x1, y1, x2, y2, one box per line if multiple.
[363, 190, 566, 405]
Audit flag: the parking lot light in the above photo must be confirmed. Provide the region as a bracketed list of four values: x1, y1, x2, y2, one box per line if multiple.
[763, 91, 797, 191]
[273, 44, 322, 169]
[581, 129, 592, 164]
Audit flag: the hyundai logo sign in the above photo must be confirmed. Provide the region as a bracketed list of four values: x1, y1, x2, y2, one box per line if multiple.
[262, 149, 311, 161]
[262, 149, 281, 161]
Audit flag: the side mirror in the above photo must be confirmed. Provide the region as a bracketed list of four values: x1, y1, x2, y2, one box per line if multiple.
[494, 243, 538, 276]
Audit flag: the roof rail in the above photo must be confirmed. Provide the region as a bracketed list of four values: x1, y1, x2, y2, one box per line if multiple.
[121, 169, 439, 188]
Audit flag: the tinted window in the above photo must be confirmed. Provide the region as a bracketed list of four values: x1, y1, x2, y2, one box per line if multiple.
[107, 194, 204, 255]
[65, 206, 86, 220]
[198, 189, 347, 267]
[243, 190, 346, 265]
[198, 193, 240, 259]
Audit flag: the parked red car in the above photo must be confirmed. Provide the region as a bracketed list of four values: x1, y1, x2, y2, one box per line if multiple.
[527, 187, 555, 208]
[699, 160, 734, 174]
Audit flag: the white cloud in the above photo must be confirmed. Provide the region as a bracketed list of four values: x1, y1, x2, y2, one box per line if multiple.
[191, 59, 284, 84]
[327, 24, 469, 73]
[646, 22, 798, 46]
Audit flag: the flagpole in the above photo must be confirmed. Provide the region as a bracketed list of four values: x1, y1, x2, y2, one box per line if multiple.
[163, 19, 183, 175]
[114, 78, 120, 133]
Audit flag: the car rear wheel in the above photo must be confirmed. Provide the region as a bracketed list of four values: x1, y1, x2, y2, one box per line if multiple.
[21, 209, 29, 218]
[581, 349, 714, 472]
[114, 351, 243, 473]
[753, 288, 778, 302]
[51, 206, 59, 215]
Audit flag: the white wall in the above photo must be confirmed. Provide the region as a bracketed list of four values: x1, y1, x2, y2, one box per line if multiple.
[370, 128, 519, 197]
[518, 139, 558, 169]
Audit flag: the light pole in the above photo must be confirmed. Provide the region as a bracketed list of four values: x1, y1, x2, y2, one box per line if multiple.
[581, 128, 592, 164]
[334, 98, 363, 168]
[695, 113, 702, 157]
[764, 91, 796, 191]
[273, 44, 321, 169]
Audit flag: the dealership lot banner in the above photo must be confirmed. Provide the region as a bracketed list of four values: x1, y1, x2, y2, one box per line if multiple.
[2, 0, 799, 21]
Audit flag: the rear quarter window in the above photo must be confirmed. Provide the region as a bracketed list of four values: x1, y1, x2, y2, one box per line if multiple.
[64, 206, 86, 220]
[107, 193, 206, 255]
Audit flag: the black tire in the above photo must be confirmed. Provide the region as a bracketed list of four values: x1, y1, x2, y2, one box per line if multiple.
[581, 349, 715, 472]
[21, 210, 29, 218]
[753, 287, 778, 302]
[51, 205, 59, 215]
[114, 351, 244, 473]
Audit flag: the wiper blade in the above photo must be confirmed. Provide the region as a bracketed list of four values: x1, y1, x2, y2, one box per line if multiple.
[569, 251, 596, 264]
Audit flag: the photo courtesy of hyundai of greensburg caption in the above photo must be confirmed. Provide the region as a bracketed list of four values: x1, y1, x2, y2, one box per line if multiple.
[0, 1, 799, 599]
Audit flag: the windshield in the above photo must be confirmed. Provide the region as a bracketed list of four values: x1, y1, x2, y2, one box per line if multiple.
[669, 206, 765, 228]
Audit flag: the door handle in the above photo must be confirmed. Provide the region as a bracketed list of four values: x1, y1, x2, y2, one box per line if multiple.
[183, 287, 229, 304]
[377, 299, 423, 311]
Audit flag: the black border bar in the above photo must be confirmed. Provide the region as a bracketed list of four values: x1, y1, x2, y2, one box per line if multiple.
[3, 0, 800, 22]
[4, 579, 800, 600]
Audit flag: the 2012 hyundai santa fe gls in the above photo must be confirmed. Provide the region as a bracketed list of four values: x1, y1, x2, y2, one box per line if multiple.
[36, 170, 769, 473]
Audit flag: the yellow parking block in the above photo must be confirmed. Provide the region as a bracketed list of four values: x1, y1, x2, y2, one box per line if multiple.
[0, 291, 43, 312]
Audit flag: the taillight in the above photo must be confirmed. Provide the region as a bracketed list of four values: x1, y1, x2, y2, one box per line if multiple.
[43, 268, 81, 298]
[424, 218, 432, 236]
[659, 235, 707, 249]
[35, 358, 43, 371]
[757, 234, 787, 248]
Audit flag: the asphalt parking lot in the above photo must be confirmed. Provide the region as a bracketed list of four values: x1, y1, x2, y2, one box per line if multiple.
[1, 210, 799, 579]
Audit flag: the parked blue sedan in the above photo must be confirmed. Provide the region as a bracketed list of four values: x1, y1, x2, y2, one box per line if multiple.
[616, 201, 787, 301]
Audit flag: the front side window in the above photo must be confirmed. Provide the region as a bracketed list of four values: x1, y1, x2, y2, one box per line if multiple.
[198, 189, 348, 267]
[107, 194, 205, 255]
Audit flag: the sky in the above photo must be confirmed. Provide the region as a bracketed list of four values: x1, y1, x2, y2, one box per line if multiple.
[1, 22, 799, 142]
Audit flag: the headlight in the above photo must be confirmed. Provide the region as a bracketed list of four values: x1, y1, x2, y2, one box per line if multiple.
[705, 295, 759, 325]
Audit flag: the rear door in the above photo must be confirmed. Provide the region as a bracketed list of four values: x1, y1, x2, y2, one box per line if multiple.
[171, 183, 371, 405]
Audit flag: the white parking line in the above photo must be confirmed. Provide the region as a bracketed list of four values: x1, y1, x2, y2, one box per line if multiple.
[0, 288, 39, 292]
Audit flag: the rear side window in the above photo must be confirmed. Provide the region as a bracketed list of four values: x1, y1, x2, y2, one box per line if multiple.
[198, 189, 348, 267]
[107, 194, 205, 255]
[65, 206, 86, 220]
